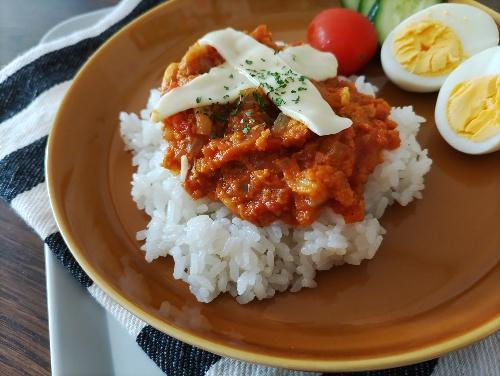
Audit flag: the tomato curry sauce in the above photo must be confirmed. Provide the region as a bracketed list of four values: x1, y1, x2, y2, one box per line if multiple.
[159, 26, 400, 227]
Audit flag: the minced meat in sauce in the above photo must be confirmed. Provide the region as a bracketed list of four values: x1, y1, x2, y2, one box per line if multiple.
[159, 25, 400, 227]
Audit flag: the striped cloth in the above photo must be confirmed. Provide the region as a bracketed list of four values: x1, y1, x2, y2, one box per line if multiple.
[0, 0, 498, 375]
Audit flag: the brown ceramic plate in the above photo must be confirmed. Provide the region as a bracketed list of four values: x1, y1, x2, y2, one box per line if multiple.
[47, 0, 500, 371]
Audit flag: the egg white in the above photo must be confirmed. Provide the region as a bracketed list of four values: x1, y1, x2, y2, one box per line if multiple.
[381, 3, 499, 93]
[435, 46, 500, 155]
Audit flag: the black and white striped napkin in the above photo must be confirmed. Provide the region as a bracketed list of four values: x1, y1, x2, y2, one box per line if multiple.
[0, 0, 498, 374]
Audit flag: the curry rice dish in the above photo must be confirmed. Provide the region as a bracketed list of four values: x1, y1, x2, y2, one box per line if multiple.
[120, 26, 432, 303]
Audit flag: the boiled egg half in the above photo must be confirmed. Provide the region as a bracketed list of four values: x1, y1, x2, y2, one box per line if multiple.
[435, 46, 500, 155]
[381, 3, 499, 93]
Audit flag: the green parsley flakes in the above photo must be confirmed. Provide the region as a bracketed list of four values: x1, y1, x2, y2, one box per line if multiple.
[252, 92, 267, 111]
[272, 97, 285, 106]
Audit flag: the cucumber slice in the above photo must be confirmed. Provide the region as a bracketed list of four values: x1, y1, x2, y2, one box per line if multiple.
[340, 0, 361, 10]
[374, 0, 443, 43]
[359, 0, 377, 16]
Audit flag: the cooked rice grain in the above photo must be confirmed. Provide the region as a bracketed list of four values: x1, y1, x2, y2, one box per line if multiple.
[119, 77, 432, 303]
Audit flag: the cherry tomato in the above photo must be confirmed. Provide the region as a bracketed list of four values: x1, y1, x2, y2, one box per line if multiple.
[308, 8, 378, 76]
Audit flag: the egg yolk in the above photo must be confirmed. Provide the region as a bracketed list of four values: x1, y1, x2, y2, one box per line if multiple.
[392, 20, 465, 76]
[447, 74, 500, 142]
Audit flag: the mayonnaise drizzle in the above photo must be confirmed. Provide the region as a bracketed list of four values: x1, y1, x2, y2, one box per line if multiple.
[153, 64, 253, 115]
[278, 44, 339, 81]
[152, 28, 352, 136]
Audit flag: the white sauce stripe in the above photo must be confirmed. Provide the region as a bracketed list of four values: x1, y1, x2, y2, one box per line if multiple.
[277, 44, 338, 81]
[152, 64, 253, 121]
[153, 27, 352, 136]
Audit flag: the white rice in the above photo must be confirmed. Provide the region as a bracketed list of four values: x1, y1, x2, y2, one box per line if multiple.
[119, 77, 432, 304]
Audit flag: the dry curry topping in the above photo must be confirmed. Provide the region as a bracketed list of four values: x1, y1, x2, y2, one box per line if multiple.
[158, 25, 400, 227]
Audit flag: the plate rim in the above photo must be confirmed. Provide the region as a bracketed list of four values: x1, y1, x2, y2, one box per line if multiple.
[46, 0, 500, 371]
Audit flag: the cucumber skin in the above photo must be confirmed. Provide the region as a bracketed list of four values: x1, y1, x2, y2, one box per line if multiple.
[360, 0, 377, 16]
[340, 0, 361, 10]
[366, 0, 380, 22]
[374, 0, 443, 44]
